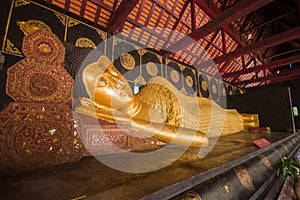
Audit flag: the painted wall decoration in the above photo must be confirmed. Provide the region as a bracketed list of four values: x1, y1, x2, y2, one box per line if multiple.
[1, 0, 244, 111]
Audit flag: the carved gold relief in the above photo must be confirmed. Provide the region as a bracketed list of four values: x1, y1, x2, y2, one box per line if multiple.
[259, 155, 273, 170]
[75, 38, 96, 49]
[6, 59, 73, 103]
[68, 18, 80, 28]
[18, 20, 52, 36]
[201, 80, 208, 91]
[54, 12, 67, 26]
[137, 49, 147, 56]
[14, 0, 31, 7]
[234, 166, 256, 191]
[5, 39, 23, 56]
[177, 191, 202, 200]
[114, 37, 123, 45]
[165, 59, 171, 65]
[155, 54, 162, 63]
[212, 84, 217, 94]
[97, 30, 106, 40]
[186, 75, 194, 87]
[22, 30, 65, 64]
[0, 102, 84, 172]
[171, 70, 180, 83]
[134, 75, 146, 85]
[222, 87, 226, 96]
[179, 64, 186, 71]
[120, 53, 135, 70]
[146, 62, 158, 76]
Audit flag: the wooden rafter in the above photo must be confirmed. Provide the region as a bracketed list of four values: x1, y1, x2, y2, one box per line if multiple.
[165, 0, 273, 53]
[191, 0, 196, 30]
[235, 68, 300, 86]
[223, 54, 300, 78]
[211, 27, 300, 65]
[107, 0, 139, 35]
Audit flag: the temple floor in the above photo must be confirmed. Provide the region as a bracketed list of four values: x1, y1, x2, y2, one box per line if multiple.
[0, 132, 292, 200]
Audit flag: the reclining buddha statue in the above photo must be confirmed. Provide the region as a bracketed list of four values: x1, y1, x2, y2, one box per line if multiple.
[75, 55, 244, 147]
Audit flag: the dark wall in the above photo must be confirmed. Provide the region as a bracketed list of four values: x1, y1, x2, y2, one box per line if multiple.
[226, 87, 295, 133]
[246, 79, 300, 130]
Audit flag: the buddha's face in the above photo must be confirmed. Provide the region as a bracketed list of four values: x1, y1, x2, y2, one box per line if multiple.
[83, 56, 133, 110]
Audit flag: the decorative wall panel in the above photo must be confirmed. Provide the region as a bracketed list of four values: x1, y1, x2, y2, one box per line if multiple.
[6, 58, 73, 103]
[0, 102, 84, 172]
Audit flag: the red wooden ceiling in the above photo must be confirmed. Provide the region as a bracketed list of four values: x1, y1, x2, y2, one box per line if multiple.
[45, 0, 300, 88]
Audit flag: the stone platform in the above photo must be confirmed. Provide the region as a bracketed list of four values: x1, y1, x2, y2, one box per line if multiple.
[0, 132, 299, 200]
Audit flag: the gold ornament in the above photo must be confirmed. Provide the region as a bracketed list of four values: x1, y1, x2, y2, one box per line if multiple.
[14, 0, 31, 7]
[170, 70, 180, 83]
[120, 53, 135, 70]
[97, 30, 106, 40]
[234, 166, 256, 191]
[134, 75, 147, 85]
[222, 87, 226, 96]
[137, 49, 147, 56]
[5, 39, 23, 56]
[17, 20, 52, 36]
[75, 38, 96, 49]
[146, 62, 158, 76]
[259, 155, 273, 170]
[54, 12, 67, 26]
[68, 18, 80, 28]
[0, 102, 84, 172]
[22, 30, 65, 64]
[201, 80, 208, 91]
[186, 75, 194, 87]
[177, 191, 202, 200]
[6, 59, 73, 103]
[212, 84, 217, 94]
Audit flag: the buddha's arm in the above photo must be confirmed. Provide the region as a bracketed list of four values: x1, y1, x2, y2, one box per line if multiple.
[75, 97, 131, 123]
[130, 118, 208, 147]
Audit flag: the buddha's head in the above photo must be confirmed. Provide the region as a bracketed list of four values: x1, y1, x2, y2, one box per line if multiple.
[83, 56, 133, 110]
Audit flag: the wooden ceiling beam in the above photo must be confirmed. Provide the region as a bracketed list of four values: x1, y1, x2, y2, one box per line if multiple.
[242, 10, 296, 34]
[211, 27, 300, 65]
[191, 0, 196, 30]
[271, 74, 300, 84]
[222, 54, 300, 78]
[235, 68, 300, 86]
[90, 0, 114, 12]
[165, 0, 273, 53]
[107, 0, 139, 35]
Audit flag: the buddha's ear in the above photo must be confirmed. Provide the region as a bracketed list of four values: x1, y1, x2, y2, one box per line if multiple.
[97, 55, 112, 71]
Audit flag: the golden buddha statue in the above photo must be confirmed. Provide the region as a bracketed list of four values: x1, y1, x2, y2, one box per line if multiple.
[75, 56, 244, 147]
